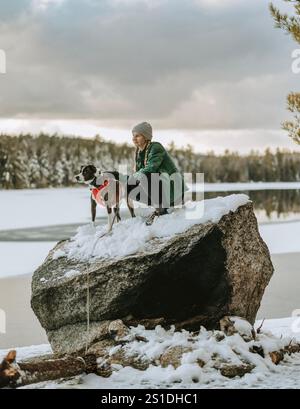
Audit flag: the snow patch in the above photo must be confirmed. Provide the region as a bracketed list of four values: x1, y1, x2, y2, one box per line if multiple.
[63, 269, 80, 279]
[52, 249, 66, 260]
[231, 317, 254, 339]
[64, 194, 250, 261]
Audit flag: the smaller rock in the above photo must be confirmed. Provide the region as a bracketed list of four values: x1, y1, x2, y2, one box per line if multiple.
[160, 346, 193, 369]
[109, 348, 150, 371]
[214, 331, 225, 342]
[87, 339, 115, 357]
[249, 344, 265, 358]
[96, 359, 113, 378]
[269, 350, 285, 365]
[220, 364, 255, 378]
[220, 316, 236, 336]
[196, 359, 206, 368]
[220, 316, 255, 342]
[108, 320, 130, 342]
[48, 321, 111, 355]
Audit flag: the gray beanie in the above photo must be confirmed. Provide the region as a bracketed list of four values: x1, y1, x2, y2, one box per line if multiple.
[132, 121, 153, 141]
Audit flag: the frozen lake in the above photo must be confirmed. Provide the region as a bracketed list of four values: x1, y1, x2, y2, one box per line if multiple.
[0, 184, 299, 349]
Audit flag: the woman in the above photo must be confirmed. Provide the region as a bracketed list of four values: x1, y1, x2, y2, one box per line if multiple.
[128, 121, 188, 225]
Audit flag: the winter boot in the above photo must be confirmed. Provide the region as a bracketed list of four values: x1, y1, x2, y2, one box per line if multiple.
[145, 208, 169, 226]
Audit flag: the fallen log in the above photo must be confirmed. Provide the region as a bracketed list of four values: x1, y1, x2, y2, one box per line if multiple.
[269, 343, 300, 365]
[0, 351, 19, 388]
[0, 350, 97, 388]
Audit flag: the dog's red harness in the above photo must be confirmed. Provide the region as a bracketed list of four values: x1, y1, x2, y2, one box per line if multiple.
[91, 180, 109, 207]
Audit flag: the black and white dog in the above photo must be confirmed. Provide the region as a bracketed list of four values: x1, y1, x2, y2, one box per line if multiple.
[75, 165, 135, 232]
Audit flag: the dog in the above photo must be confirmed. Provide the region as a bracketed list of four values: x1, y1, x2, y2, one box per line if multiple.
[75, 165, 135, 232]
[0, 350, 19, 388]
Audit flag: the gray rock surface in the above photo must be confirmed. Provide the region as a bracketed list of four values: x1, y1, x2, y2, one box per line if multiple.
[31, 202, 274, 354]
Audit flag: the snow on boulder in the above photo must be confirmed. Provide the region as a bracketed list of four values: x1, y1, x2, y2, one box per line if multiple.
[31, 195, 274, 355]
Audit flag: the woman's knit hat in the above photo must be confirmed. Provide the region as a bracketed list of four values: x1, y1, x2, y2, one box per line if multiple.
[132, 122, 153, 141]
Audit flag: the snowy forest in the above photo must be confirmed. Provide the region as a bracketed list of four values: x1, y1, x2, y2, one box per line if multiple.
[0, 133, 300, 189]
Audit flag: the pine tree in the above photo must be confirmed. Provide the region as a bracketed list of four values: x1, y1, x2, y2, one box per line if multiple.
[11, 150, 30, 189]
[263, 148, 276, 181]
[29, 152, 41, 188]
[51, 160, 65, 187]
[39, 149, 50, 188]
[270, 0, 300, 144]
[0, 154, 13, 189]
[9, 137, 30, 189]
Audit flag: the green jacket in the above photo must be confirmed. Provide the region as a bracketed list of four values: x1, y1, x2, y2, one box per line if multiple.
[133, 142, 188, 207]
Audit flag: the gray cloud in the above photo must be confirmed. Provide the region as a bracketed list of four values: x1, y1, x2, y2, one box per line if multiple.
[0, 0, 31, 20]
[0, 0, 298, 130]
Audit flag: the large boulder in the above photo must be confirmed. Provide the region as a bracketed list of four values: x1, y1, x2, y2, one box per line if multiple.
[31, 201, 274, 355]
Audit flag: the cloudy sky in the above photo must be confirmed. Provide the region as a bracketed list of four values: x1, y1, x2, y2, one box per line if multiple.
[0, 0, 299, 153]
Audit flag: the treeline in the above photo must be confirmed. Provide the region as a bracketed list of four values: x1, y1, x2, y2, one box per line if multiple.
[0, 133, 133, 189]
[0, 133, 299, 189]
[196, 148, 300, 183]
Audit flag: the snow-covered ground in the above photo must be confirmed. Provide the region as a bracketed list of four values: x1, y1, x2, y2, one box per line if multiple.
[0, 317, 300, 389]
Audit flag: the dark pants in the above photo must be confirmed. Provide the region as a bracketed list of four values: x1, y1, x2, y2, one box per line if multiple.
[127, 172, 167, 210]
[104, 170, 184, 210]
